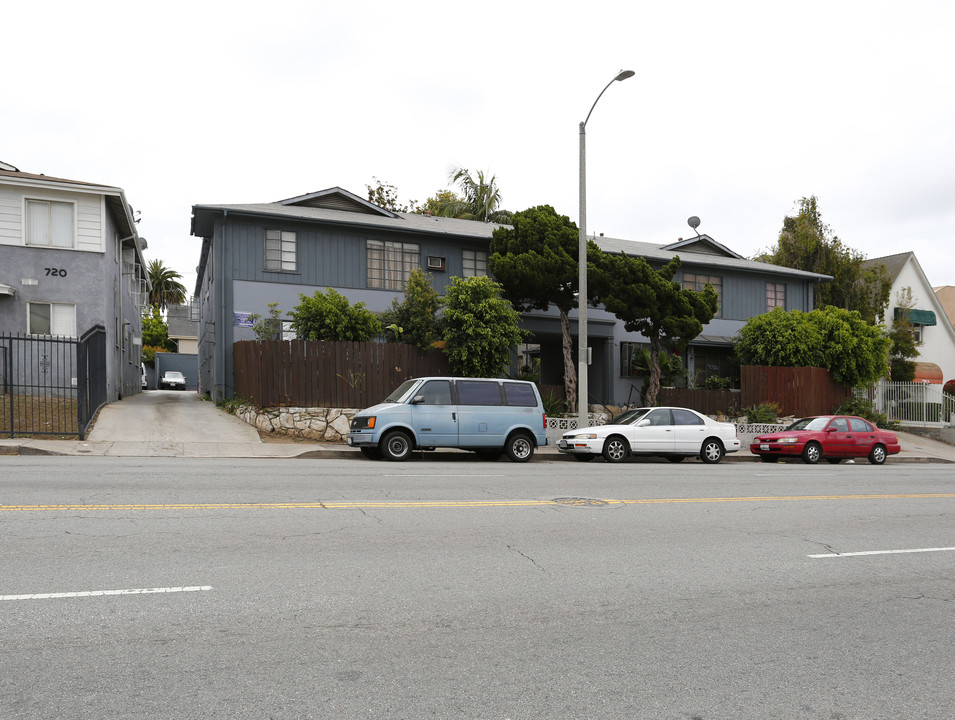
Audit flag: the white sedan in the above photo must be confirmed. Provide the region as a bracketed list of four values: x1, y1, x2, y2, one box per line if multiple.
[160, 370, 187, 390]
[557, 406, 741, 464]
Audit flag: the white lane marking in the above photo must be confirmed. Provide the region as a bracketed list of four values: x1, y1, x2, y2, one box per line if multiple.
[809, 547, 955, 559]
[1, 586, 213, 601]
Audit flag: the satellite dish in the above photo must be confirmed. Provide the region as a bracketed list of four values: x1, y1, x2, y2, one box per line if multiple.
[687, 216, 701, 231]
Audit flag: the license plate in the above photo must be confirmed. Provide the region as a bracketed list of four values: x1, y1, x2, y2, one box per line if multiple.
[760, 444, 769, 451]
[346, 437, 353, 445]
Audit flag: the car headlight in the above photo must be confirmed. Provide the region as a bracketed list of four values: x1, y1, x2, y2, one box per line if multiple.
[778, 437, 799, 444]
[572, 433, 598, 440]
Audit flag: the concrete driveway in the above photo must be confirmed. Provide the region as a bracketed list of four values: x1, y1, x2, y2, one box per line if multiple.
[86, 390, 261, 444]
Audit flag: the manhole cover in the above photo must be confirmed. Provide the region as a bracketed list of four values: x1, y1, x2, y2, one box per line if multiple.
[552, 497, 609, 507]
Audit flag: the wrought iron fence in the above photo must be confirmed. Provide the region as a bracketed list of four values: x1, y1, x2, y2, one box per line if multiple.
[867, 380, 954, 428]
[0, 326, 106, 439]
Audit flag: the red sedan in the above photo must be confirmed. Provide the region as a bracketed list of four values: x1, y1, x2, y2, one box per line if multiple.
[750, 415, 901, 465]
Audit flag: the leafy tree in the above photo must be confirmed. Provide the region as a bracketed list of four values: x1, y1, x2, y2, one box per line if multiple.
[248, 303, 284, 341]
[434, 166, 512, 223]
[380, 269, 443, 351]
[887, 288, 920, 381]
[441, 276, 525, 377]
[146, 259, 187, 311]
[366, 177, 419, 213]
[489, 205, 590, 411]
[590, 254, 718, 406]
[416, 189, 462, 217]
[141, 306, 176, 362]
[734, 306, 891, 387]
[289, 288, 381, 341]
[756, 196, 892, 323]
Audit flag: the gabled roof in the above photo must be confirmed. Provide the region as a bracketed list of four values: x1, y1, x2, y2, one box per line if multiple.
[659, 233, 743, 259]
[0, 168, 141, 243]
[595, 235, 832, 282]
[190, 186, 833, 285]
[863, 251, 912, 282]
[278, 187, 398, 218]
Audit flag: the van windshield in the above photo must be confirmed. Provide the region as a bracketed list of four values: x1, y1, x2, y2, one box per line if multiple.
[384, 379, 420, 403]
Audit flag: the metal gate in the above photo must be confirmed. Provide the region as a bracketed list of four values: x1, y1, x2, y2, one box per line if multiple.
[870, 380, 955, 428]
[0, 325, 106, 439]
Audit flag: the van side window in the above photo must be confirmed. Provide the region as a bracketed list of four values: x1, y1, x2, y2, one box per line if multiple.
[503, 382, 537, 407]
[456, 380, 503, 406]
[417, 380, 452, 405]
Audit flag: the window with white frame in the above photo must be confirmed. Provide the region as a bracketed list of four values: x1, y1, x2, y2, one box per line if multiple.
[28, 302, 77, 337]
[682, 272, 722, 316]
[367, 239, 420, 289]
[265, 230, 297, 271]
[766, 282, 786, 311]
[462, 249, 488, 277]
[26, 199, 74, 248]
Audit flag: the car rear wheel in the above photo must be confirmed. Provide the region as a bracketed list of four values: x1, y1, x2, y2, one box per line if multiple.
[602, 436, 628, 463]
[868, 444, 887, 465]
[802, 441, 822, 464]
[381, 430, 413, 461]
[700, 439, 724, 464]
[505, 433, 535, 463]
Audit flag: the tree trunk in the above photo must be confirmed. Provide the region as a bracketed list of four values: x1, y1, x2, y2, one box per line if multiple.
[559, 309, 577, 415]
[646, 334, 662, 406]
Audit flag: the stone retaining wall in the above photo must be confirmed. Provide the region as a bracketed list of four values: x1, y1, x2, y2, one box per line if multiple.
[236, 405, 358, 443]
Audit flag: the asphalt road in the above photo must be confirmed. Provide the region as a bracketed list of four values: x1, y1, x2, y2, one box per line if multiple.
[2, 457, 953, 719]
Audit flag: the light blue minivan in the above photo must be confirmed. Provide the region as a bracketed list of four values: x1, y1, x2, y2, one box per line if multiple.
[347, 377, 548, 462]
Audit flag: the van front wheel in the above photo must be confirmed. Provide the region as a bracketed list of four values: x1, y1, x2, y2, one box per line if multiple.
[505, 433, 535, 463]
[381, 430, 413, 461]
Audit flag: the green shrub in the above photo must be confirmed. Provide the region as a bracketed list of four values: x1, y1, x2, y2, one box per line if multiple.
[743, 402, 781, 424]
[833, 396, 899, 430]
[540, 390, 565, 417]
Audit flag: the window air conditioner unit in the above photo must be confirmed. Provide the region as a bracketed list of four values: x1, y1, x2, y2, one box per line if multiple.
[427, 256, 445, 271]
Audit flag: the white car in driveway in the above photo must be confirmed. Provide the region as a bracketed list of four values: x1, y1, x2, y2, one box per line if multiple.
[160, 371, 187, 390]
[557, 406, 740, 464]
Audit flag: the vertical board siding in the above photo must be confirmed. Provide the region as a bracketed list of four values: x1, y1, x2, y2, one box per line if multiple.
[233, 340, 451, 408]
[740, 365, 850, 417]
[656, 388, 740, 416]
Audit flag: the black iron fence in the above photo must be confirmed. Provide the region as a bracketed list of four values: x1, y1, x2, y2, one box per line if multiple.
[0, 325, 106, 439]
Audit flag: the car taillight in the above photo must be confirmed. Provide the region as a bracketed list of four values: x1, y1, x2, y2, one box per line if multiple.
[543, 413, 547, 430]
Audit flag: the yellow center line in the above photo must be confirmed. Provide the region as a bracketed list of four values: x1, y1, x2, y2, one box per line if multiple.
[1, 493, 954, 512]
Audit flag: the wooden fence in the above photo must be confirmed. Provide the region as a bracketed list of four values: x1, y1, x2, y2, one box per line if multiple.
[740, 365, 850, 417]
[233, 340, 451, 408]
[657, 388, 740, 416]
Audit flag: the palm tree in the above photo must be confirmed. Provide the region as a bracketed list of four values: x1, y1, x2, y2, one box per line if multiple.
[147, 259, 187, 310]
[436, 166, 512, 223]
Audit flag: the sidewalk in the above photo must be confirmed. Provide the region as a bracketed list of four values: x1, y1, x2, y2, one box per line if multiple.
[2, 431, 953, 462]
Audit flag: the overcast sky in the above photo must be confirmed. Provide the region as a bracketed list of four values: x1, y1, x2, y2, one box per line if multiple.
[6, 0, 954, 298]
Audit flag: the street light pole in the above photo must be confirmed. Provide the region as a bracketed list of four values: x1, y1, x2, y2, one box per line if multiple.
[578, 69, 634, 430]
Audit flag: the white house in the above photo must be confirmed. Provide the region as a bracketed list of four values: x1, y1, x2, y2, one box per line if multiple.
[866, 252, 955, 385]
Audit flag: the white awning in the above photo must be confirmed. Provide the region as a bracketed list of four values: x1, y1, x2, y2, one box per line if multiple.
[0, 283, 17, 296]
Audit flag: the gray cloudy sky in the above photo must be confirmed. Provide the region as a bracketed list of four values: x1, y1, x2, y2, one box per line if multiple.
[6, 0, 954, 296]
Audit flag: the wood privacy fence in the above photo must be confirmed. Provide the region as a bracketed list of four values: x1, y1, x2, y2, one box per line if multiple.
[740, 365, 850, 417]
[657, 388, 740, 416]
[233, 340, 451, 408]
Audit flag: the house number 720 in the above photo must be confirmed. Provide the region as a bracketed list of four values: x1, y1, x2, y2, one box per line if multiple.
[44, 268, 68, 277]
